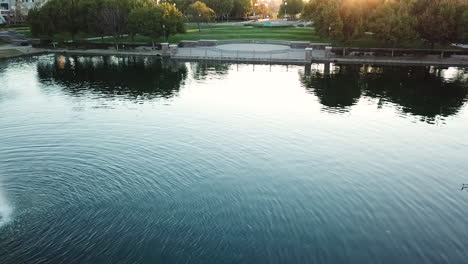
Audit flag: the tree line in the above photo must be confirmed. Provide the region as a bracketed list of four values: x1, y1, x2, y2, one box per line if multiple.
[28, 0, 185, 44]
[302, 0, 468, 47]
[27, 0, 279, 44]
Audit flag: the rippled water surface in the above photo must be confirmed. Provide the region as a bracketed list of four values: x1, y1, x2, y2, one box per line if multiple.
[1, 55, 468, 263]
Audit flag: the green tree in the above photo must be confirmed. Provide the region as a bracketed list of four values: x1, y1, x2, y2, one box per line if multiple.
[253, 2, 270, 18]
[162, 0, 195, 14]
[28, 3, 60, 38]
[278, 0, 303, 18]
[186, 1, 216, 32]
[412, 0, 462, 48]
[161, 2, 186, 39]
[369, 0, 418, 47]
[56, 0, 82, 40]
[302, 0, 385, 43]
[302, 0, 343, 41]
[230, 0, 252, 19]
[129, 5, 164, 48]
[204, 0, 234, 21]
[129, 2, 185, 46]
[458, 7, 468, 43]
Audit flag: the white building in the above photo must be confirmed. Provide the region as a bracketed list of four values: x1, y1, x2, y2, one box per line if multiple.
[1, 0, 41, 23]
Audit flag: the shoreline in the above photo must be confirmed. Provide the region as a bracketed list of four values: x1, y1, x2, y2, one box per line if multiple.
[1, 47, 468, 67]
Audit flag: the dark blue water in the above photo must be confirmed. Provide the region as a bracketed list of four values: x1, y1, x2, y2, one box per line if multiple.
[1, 55, 468, 264]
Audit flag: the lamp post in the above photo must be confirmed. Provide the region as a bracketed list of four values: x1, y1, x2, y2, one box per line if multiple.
[284, 1, 287, 20]
[254, 2, 258, 20]
[162, 24, 166, 42]
[198, 13, 201, 32]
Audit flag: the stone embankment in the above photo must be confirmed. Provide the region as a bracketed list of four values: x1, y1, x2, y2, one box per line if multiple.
[2, 38, 468, 66]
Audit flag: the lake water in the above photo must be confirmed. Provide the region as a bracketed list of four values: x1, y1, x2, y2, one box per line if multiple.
[1, 55, 468, 263]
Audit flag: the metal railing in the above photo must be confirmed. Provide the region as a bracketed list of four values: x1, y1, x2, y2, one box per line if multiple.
[174, 47, 307, 63]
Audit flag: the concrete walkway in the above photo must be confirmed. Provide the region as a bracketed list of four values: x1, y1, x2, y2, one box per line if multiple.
[216, 43, 290, 51]
[313, 54, 468, 67]
[2, 44, 468, 67]
[0, 45, 46, 59]
[173, 46, 308, 64]
[173, 45, 468, 66]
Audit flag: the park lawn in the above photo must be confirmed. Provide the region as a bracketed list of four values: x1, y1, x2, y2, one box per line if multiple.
[6, 24, 458, 50]
[171, 26, 320, 42]
[0, 49, 23, 58]
[1, 26, 32, 38]
[106, 25, 321, 44]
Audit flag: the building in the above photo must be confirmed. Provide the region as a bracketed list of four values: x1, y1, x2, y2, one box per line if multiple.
[1, 0, 41, 24]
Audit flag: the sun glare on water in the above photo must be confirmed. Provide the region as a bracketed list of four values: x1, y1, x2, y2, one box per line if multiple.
[0, 184, 12, 228]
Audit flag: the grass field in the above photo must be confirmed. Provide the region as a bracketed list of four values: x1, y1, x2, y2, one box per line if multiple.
[2, 24, 459, 49]
[0, 49, 23, 58]
[92, 25, 457, 49]
[171, 25, 319, 42]
[95, 25, 322, 44]
[1, 26, 33, 38]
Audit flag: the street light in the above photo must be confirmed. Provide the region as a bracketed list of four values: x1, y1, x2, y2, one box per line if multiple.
[284, 1, 287, 20]
[253, 2, 258, 19]
[198, 13, 201, 32]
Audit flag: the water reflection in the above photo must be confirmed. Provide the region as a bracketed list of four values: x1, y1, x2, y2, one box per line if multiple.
[34, 56, 468, 123]
[37, 55, 188, 100]
[191, 62, 230, 80]
[301, 64, 468, 122]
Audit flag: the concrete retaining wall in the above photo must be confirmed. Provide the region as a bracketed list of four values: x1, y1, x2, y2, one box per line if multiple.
[217, 39, 290, 46]
[178, 39, 322, 49]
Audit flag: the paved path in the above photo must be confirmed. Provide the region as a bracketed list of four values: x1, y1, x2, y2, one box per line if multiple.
[216, 44, 290, 52]
[173, 46, 307, 63]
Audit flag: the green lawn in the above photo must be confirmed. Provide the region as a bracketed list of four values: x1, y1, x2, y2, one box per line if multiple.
[1, 26, 33, 38]
[98, 25, 322, 44]
[0, 49, 23, 58]
[3, 24, 459, 50]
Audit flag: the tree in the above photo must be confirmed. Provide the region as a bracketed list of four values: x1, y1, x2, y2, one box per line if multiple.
[28, 0, 64, 38]
[163, 0, 195, 14]
[129, 5, 164, 49]
[370, 0, 418, 47]
[186, 1, 215, 32]
[230, 0, 252, 19]
[253, 2, 270, 19]
[99, 3, 129, 49]
[302, 0, 344, 41]
[12, 1, 27, 24]
[204, 0, 234, 21]
[302, 0, 384, 43]
[458, 7, 468, 43]
[278, 0, 303, 18]
[161, 2, 186, 40]
[411, 0, 468, 48]
[44, 0, 87, 40]
[79, 0, 106, 38]
[129, 2, 185, 46]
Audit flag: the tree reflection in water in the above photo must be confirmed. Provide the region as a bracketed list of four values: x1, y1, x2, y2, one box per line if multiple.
[190, 62, 230, 80]
[35, 56, 468, 124]
[37, 55, 188, 101]
[301, 64, 468, 123]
